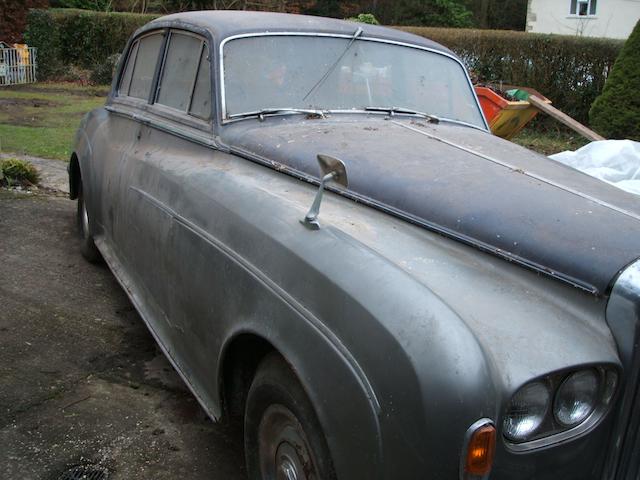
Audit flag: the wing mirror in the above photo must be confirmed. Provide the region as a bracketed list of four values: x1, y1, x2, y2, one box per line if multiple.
[300, 154, 348, 230]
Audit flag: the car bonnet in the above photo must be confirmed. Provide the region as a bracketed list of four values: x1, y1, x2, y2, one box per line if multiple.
[221, 116, 640, 296]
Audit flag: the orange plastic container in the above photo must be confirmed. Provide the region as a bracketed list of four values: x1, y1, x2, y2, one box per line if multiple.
[474, 86, 551, 139]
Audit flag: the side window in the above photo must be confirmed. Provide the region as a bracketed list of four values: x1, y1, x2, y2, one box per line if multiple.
[189, 45, 212, 120]
[156, 31, 212, 120]
[128, 33, 164, 100]
[118, 40, 138, 96]
[157, 32, 202, 111]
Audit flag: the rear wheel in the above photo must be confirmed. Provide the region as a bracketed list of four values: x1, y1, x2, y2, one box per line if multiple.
[244, 354, 336, 480]
[76, 182, 101, 263]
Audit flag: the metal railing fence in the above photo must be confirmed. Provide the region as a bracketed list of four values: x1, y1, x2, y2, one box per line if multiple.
[0, 47, 37, 86]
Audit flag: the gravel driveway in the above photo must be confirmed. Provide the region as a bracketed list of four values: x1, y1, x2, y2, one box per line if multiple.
[0, 190, 246, 480]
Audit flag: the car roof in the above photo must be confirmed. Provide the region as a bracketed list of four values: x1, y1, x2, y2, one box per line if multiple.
[145, 10, 453, 55]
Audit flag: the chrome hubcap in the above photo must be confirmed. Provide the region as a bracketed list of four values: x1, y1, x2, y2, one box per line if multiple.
[258, 405, 316, 480]
[279, 457, 298, 480]
[276, 443, 304, 480]
[81, 197, 89, 239]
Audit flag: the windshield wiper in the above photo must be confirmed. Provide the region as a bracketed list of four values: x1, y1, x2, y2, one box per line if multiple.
[229, 108, 327, 121]
[302, 26, 364, 102]
[364, 107, 488, 131]
[430, 116, 488, 132]
[364, 106, 440, 124]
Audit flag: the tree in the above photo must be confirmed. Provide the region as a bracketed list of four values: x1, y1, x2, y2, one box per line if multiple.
[464, 0, 527, 30]
[50, 0, 113, 10]
[374, 0, 474, 27]
[0, 0, 49, 43]
[589, 21, 640, 140]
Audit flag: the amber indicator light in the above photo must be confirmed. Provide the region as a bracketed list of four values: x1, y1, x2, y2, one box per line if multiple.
[465, 424, 496, 476]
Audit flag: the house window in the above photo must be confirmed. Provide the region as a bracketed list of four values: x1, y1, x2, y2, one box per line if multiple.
[570, 0, 597, 16]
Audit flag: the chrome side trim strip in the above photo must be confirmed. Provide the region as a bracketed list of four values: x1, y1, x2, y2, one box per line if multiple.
[93, 234, 224, 421]
[106, 104, 219, 149]
[128, 185, 382, 416]
[228, 143, 599, 294]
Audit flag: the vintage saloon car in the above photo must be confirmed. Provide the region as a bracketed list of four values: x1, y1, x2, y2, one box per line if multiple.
[69, 10, 640, 480]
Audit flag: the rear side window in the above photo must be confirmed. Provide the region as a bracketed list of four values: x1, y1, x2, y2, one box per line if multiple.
[118, 40, 138, 96]
[156, 31, 212, 120]
[189, 45, 212, 120]
[127, 33, 164, 100]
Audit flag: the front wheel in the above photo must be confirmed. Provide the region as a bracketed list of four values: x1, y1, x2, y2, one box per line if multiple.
[244, 354, 337, 480]
[76, 182, 101, 263]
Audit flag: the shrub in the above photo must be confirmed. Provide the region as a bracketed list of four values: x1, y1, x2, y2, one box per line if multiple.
[399, 27, 623, 123]
[23, 9, 65, 80]
[25, 8, 157, 83]
[377, 0, 474, 28]
[90, 53, 121, 85]
[347, 13, 380, 25]
[0, 158, 39, 187]
[589, 21, 640, 140]
[0, 0, 48, 44]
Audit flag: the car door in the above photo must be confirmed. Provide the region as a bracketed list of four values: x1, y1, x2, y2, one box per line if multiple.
[102, 29, 170, 318]
[114, 29, 217, 388]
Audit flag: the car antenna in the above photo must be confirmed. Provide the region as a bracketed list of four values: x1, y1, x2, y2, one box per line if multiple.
[302, 27, 363, 102]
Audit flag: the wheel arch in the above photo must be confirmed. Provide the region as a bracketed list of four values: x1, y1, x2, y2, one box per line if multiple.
[219, 332, 276, 418]
[68, 152, 81, 200]
[216, 326, 384, 480]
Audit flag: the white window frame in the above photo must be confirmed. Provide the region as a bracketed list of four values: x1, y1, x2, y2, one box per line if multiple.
[570, 0, 598, 17]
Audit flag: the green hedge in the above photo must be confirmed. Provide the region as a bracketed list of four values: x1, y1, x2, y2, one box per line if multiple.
[25, 8, 157, 80]
[25, 10, 623, 123]
[399, 27, 624, 123]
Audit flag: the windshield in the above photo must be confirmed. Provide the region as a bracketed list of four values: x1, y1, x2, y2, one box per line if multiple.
[222, 34, 486, 128]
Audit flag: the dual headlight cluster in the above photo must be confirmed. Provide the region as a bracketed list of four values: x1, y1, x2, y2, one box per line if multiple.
[503, 367, 618, 444]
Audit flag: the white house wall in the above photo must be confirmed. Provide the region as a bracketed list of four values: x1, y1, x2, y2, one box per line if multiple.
[527, 0, 640, 39]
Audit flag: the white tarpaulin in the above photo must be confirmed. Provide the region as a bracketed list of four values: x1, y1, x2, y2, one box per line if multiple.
[550, 140, 640, 196]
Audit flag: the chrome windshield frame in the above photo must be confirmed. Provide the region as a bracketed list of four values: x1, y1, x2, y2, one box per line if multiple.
[218, 32, 490, 131]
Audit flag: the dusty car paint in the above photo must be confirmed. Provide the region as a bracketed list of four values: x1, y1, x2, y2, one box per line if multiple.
[221, 115, 640, 295]
[70, 10, 639, 480]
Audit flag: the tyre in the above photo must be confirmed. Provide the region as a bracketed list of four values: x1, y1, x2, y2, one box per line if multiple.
[76, 181, 101, 263]
[244, 354, 337, 480]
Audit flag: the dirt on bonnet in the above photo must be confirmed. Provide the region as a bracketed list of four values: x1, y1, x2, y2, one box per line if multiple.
[0, 190, 246, 480]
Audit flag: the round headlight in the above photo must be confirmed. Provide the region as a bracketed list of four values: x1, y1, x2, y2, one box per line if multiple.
[554, 369, 599, 426]
[503, 381, 550, 442]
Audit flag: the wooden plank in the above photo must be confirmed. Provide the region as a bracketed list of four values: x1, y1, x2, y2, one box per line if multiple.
[529, 95, 605, 142]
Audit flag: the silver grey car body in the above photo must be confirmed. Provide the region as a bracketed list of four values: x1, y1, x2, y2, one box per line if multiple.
[69, 11, 640, 480]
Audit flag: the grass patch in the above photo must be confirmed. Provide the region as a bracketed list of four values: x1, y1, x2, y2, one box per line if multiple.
[0, 82, 108, 161]
[511, 125, 590, 156]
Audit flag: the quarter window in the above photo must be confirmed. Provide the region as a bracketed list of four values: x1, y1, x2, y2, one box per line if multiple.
[570, 0, 597, 16]
[189, 45, 212, 120]
[118, 40, 138, 96]
[128, 33, 164, 100]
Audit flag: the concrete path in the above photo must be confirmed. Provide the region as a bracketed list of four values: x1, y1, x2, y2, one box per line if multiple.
[1, 153, 69, 193]
[0, 190, 246, 480]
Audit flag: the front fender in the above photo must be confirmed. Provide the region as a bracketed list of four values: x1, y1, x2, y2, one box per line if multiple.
[70, 112, 95, 198]
[218, 321, 384, 480]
